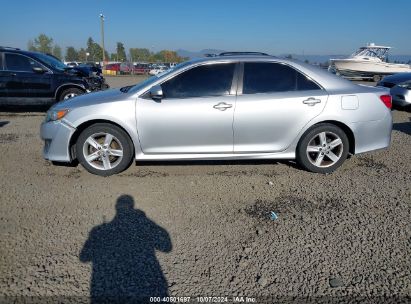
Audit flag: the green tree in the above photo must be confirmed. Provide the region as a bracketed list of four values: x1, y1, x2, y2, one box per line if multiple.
[86, 37, 108, 62]
[33, 34, 54, 54]
[148, 50, 186, 63]
[129, 48, 151, 62]
[110, 53, 117, 61]
[66, 46, 78, 61]
[52, 45, 62, 60]
[78, 48, 87, 62]
[116, 42, 127, 61]
[27, 40, 36, 51]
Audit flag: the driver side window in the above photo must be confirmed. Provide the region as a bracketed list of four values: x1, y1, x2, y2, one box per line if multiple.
[5, 53, 42, 72]
[161, 63, 236, 99]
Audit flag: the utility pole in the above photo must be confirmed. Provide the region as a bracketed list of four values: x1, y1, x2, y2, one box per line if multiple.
[100, 13, 105, 65]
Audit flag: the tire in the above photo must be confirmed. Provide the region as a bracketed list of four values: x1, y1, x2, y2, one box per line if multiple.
[76, 123, 134, 176]
[296, 123, 349, 174]
[58, 88, 84, 101]
[373, 75, 382, 82]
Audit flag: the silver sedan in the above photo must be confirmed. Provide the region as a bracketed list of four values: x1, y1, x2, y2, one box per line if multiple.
[40, 53, 392, 176]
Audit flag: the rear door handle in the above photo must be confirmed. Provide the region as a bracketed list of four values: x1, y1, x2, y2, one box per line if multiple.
[303, 97, 321, 106]
[213, 102, 233, 111]
[9, 73, 16, 76]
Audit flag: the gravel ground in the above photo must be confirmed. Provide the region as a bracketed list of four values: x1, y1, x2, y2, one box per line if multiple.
[0, 77, 410, 303]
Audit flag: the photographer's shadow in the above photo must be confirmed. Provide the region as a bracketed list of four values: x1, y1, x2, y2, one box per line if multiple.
[80, 195, 172, 303]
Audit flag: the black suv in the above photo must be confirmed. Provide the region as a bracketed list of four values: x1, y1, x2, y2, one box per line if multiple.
[0, 47, 108, 106]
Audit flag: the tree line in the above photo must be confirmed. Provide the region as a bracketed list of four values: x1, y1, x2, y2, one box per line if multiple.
[27, 34, 188, 63]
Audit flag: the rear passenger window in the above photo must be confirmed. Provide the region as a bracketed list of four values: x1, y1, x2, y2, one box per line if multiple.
[297, 73, 321, 91]
[243, 62, 321, 94]
[161, 63, 235, 99]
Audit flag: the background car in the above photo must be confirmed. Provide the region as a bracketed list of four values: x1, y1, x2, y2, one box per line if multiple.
[149, 65, 167, 75]
[41, 52, 392, 176]
[133, 63, 150, 75]
[377, 73, 411, 109]
[0, 47, 107, 105]
[103, 63, 121, 72]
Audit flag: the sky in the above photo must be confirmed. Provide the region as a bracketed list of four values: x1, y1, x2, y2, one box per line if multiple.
[1, 0, 411, 55]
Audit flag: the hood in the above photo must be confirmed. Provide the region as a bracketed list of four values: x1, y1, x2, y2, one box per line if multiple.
[65, 67, 91, 77]
[53, 88, 126, 110]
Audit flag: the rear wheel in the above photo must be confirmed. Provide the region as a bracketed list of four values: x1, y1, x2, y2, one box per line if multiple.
[296, 124, 349, 174]
[76, 123, 134, 176]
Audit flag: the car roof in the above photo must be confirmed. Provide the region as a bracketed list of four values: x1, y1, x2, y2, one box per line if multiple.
[382, 72, 411, 84]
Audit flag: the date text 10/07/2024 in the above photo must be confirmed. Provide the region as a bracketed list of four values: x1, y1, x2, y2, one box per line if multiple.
[149, 296, 257, 303]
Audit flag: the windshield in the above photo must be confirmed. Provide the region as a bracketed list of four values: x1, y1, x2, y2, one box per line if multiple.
[33, 52, 67, 71]
[128, 61, 193, 94]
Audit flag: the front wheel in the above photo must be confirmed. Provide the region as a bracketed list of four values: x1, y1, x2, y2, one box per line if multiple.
[76, 123, 134, 176]
[59, 88, 84, 101]
[296, 124, 349, 174]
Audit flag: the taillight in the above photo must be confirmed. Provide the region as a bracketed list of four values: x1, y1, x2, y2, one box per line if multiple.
[380, 95, 392, 109]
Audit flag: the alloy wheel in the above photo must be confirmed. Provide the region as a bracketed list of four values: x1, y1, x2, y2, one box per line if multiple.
[306, 131, 344, 168]
[82, 132, 124, 170]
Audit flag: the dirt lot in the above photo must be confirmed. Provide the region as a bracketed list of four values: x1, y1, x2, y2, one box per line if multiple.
[0, 77, 410, 303]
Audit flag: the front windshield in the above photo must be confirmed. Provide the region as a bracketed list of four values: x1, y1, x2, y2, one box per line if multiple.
[128, 61, 193, 94]
[33, 52, 67, 71]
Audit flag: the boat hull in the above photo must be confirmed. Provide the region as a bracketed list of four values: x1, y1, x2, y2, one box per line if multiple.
[330, 59, 411, 77]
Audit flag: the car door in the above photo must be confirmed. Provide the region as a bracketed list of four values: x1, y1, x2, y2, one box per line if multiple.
[4, 52, 51, 103]
[136, 62, 238, 154]
[233, 62, 328, 153]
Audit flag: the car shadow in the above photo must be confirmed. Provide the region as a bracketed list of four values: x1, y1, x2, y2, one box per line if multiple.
[0, 121, 9, 127]
[79, 195, 172, 303]
[393, 117, 411, 136]
[0, 104, 51, 113]
[137, 159, 300, 169]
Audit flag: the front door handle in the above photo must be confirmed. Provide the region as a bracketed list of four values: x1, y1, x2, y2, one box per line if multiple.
[213, 102, 233, 111]
[303, 97, 321, 106]
[9, 73, 16, 76]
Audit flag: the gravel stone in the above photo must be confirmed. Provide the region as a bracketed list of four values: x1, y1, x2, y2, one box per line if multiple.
[0, 79, 410, 300]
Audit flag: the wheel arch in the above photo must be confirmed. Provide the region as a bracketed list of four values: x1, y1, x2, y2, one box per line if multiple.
[299, 120, 356, 155]
[55, 84, 86, 101]
[68, 119, 135, 161]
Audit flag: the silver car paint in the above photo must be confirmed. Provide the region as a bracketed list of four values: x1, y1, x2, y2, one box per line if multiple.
[41, 55, 392, 163]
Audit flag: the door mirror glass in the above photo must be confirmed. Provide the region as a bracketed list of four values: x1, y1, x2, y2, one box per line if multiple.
[149, 85, 163, 100]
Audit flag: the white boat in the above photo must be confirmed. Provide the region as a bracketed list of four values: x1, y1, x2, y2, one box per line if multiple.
[329, 43, 411, 81]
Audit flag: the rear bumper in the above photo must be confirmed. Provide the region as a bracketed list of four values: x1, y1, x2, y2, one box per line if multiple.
[349, 112, 392, 154]
[40, 120, 76, 162]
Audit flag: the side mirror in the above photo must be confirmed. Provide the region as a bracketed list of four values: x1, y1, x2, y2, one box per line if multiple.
[33, 67, 47, 74]
[149, 85, 163, 101]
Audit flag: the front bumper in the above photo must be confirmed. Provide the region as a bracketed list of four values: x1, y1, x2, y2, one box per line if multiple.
[40, 120, 76, 162]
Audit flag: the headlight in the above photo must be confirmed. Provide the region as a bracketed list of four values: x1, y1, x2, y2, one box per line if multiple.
[45, 109, 69, 122]
[397, 81, 411, 89]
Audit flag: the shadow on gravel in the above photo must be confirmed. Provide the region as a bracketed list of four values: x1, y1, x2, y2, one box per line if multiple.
[393, 118, 411, 136]
[138, 159, 300, 169]
[80, 195, 172, 302]
[0, 121, 9, 127]
[0, 104, 50, 113]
